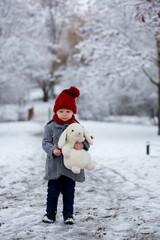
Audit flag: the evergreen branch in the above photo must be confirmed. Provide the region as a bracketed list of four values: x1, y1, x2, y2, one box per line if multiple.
[143, 68, 159, 87]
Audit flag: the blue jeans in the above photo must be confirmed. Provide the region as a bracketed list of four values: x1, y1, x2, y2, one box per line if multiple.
[46, 176, 75, 216]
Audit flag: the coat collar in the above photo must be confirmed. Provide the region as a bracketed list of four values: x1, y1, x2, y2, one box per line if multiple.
[53, 121, 69, 130]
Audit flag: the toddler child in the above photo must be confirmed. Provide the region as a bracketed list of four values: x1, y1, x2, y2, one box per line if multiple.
[42, 86, 89, 225]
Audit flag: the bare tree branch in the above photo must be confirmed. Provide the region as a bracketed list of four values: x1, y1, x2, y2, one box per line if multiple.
[143, 68, 159, 87]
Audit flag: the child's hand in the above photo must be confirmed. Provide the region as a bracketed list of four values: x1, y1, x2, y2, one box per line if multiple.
[53, 149, 61, 156]
[74, 142, 84, 150]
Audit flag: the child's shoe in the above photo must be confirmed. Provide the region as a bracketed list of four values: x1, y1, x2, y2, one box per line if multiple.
[63, 215, 74, 225]
[42, 212, 56, 223]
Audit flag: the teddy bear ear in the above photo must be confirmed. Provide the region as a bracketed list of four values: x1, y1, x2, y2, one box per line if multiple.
[83, 129, 93, 145]
[58, 129, 67, 148]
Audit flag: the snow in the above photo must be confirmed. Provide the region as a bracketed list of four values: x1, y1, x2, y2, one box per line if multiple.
[0, 104, 160, 240]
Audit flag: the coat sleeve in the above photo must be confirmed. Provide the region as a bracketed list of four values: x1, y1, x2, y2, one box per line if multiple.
[42, 124, 56, 157]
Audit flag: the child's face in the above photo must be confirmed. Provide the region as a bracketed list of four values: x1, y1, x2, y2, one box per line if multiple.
[56, 109, 73, 121]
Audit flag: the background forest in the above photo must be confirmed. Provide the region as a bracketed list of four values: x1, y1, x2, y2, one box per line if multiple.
[0, 0, 159, 124]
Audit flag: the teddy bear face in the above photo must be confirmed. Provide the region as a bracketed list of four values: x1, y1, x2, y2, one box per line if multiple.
[58, 123, 93, 149]
[66, 124, 85, 143]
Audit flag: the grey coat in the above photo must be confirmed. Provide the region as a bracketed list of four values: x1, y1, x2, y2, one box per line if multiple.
[42, 120, 89, 182]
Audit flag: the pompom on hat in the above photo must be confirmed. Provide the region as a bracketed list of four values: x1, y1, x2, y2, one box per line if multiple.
[53, 86, 80, 114]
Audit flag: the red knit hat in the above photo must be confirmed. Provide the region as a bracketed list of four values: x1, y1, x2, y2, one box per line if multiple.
[53, 86, 80, 114]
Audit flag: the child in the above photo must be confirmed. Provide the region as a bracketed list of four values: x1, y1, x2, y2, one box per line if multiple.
[42, 86, 90, 225]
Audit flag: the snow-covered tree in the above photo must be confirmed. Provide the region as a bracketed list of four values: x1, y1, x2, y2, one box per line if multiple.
[29, 0, 85, 100]
[0, 0, 54, 104]
[56, 0, 158, 121]
[133, 0, 160, 134]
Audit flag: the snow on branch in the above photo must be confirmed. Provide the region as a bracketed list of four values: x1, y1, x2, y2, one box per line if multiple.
[121, 1, 146, 7]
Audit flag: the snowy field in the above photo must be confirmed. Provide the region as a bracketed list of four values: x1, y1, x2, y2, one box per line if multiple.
[0, 106, 160, 240]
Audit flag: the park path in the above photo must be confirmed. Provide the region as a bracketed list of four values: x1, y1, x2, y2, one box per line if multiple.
[0, 121, 160, 240]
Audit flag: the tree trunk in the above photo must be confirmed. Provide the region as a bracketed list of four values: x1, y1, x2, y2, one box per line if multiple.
[143, 37, 160, 135]
[156, 37, 160, 135]
[42, 87, 48, 102]
[158, 84, 160, 135]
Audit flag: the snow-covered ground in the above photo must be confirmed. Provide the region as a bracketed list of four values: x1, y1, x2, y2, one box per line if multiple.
[0, 104, 160, 240]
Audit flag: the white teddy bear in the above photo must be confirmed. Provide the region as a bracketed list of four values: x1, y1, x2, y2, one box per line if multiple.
[58, 123, 94, 174]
